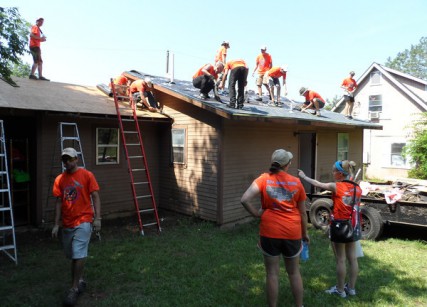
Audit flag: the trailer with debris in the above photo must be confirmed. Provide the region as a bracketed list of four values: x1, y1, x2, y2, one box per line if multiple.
[306, 180, 427, 240]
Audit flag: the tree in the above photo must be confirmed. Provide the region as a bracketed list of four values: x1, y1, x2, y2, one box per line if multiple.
[0, 7, 30, 86]
[9, 61, 31, 78]
[403, 113, 427, 179]
[385, 37, 427, 80]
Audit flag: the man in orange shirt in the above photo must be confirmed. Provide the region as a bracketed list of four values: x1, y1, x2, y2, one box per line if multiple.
[299, 87, 325, 116]
[29, 18, 49, 81]
[192, 62, 224, 100]
[215, 41, 230, 64]
[252, 46, 273, 102]
[263, 66, 288, 106]
[110, 73, 130, 97]
[129, 77, 161, 112]
[341, 71, 358, 119]
[219, 59, 249, 109]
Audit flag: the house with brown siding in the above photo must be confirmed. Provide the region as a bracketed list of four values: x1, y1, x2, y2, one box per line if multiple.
[1, 72, 381, 229]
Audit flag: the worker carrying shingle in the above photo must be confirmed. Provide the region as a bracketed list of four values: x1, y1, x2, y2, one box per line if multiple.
[299, 87, 325, 117]
[219, 59, 249, 109]
[192, 62, 224, 100]
[129, 77, 161, 112]
[263, 66, 288, 106]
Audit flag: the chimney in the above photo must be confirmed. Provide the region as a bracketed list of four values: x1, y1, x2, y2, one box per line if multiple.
[166, 50, 175, 84]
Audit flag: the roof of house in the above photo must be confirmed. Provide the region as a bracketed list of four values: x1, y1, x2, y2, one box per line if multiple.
[100, 70, 382, 130]
[333, 62, 427, 112]
[0, 77, 169, 121]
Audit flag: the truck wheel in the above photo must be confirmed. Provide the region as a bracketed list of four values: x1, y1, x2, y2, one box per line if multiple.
[309, 198, 333, 230]
[361, 206, 383, 240]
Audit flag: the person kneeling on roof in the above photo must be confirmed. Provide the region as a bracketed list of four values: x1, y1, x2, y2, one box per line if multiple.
[192, 62, 224, 99]
[129, 77, 161, 112]
[299, 87, 325, 117]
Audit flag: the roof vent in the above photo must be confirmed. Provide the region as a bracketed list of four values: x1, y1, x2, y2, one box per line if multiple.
[166, 50, 175, 84]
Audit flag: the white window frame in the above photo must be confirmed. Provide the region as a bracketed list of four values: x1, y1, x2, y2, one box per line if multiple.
[171, 127, 186, 165]
[96, 128, 120, 165]
[369, 95, 383, 112]
[337, 133, 349, 161]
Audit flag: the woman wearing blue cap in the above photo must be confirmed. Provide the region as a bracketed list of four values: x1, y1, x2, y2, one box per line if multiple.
[298, 160, 362, 299]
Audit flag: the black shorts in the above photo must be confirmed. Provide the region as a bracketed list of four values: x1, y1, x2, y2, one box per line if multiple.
[30, 47, 42, 63]
[258, 236, 302, 258]
[344, 95, 355, 103]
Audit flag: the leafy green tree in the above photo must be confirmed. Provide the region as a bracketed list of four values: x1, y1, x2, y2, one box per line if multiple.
[385, 37, 427, 80]
[9, 61, 31, 78]
[404, 113, 427, 179]
[325, 95, 341, 111]
[0, 7, 30, 86]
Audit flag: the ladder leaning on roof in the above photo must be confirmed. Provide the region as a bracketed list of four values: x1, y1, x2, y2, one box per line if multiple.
[110, 78, 161, 236]
[0, 120, 18, 264]
[43, 122, 86, 225]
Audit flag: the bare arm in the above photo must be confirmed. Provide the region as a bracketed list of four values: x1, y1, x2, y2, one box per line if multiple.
[297, 169, 336, 192]
[241, 182, 263, 217]
[91, 191, 101, 220]
[297, 200, 310, 242]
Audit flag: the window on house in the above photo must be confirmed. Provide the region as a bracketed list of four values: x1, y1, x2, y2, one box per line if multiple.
[390, 143, 406, 167]
[96, 128, 119, 165]
[337, 133, 349, 161]
[370, 71, 381, 85]
[369, 95, 382, 112]
[171, 128, 186, 164]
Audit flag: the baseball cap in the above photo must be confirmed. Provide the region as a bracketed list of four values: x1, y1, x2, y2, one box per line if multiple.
[36, 17, 44, 22]
[222, 41, 230, 47]
[271, 149, 293, 167]
[144, 77, 153, 87]
[61, 148, 78, 158]
[350, 71, 355, 76]
[261, 45, 267, 50]
[299, 87, 308, 95]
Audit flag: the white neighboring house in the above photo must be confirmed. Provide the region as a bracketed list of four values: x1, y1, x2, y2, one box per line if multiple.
[333, 62, 427, 180]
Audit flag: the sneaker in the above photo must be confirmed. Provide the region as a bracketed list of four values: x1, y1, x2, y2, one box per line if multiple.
[29, 74, 38, 80]
[237, 105, 244, 109]
[344, 283, 356, 296]
[316, 111, 321, 116]
[255, 97, 262, 102]
[38, 76, 50, 81]
[227, 104, 236, 109]
[63, 288, 79, 306]
[77, 280, 87, 294]
[325, 285, 347, 298]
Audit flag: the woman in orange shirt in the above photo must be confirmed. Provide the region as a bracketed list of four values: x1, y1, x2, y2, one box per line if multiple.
[298, 160, 362, 299]
[241, 149, 309, 307]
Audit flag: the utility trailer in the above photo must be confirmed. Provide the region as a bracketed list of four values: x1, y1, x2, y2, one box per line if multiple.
[306, 184, 427, 240]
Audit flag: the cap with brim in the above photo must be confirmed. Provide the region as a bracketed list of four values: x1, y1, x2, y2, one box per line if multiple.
[37, 17, 44, 21]
[271, 149, 293, 167]
[61, 148, 78, 158]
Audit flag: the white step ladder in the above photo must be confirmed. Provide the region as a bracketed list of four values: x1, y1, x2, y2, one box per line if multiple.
[0, 120, 18, 264]
[43, 122, 86, 225]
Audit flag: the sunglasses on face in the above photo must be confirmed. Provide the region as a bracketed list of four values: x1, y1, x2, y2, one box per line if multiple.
[61, 156, 77, 163]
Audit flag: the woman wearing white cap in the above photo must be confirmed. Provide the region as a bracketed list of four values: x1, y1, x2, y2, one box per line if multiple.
[241, 149, 309, 307]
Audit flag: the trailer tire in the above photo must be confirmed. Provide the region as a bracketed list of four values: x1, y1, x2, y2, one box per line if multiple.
[361, 206, 383, 240]
[309, 198, 333, 230]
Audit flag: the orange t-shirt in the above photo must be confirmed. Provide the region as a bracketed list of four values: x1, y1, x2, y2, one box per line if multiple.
[332, 181, 362, 220]
[129, 79, 149, 94]
[342, 77, 357, 92]
[254, 172, 307, 239]
[53, 168, 100, 228]
[255, 53, 272, 75]
[224, 59, 247, 74]
[29, 25, 41, 47]
[303, 90, 324, 103]
[192, 64, 218, 79]
[267, 67, 286, 79]
[114, 75, 128, 85]
[215, 46, 227, 63]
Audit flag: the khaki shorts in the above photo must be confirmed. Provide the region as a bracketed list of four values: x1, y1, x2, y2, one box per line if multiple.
[256, 74, 265, 86]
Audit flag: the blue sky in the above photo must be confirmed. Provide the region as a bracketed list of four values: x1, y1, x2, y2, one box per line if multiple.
[5, 0, 426, 101]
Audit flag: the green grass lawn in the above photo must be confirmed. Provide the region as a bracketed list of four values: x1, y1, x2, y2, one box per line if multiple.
[1, 212, 426, 306]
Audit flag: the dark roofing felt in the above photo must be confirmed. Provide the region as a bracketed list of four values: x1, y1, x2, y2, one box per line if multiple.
[117, 70, 382, 130]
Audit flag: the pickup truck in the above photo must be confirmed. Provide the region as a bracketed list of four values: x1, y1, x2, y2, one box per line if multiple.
[306, 181, 427, 240]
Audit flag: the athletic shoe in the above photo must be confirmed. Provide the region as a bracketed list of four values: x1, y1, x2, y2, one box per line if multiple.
[227, 104, 236, 109]
[38, 76, 50, 81]
[255, 97, 262, 102]
[63, 288, 79, 306]
[78, 280, 87, 294]
[29, 75, 38, 80]
[344, 283, 356, 296]
[316, 111, 321, 116]
[325, 285, 347, 298]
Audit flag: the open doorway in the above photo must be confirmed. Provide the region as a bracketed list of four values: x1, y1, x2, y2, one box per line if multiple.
[298, 132, 316, 194]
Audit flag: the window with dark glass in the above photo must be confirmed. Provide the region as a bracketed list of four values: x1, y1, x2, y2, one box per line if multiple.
[172, 128, 186, 164]
[96, 128, 119, 165]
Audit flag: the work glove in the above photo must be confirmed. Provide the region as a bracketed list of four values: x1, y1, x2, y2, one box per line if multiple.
[93, 218, 102, 232]
[52, 225, 59, 238]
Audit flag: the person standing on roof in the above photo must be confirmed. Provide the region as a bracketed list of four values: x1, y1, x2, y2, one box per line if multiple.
[192, 62, 224, 99]
[214, 41, 230, 91]
[341, 71, 358, 119]
[52, 147, 101, 306]
[299, 87, 325, 117]
[129, 77, 161, 112]
[29, 18, 49, 81]
[219, 59, 249, 109]
[263, 66, 288, 106]
[252, 46, 273, 102]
